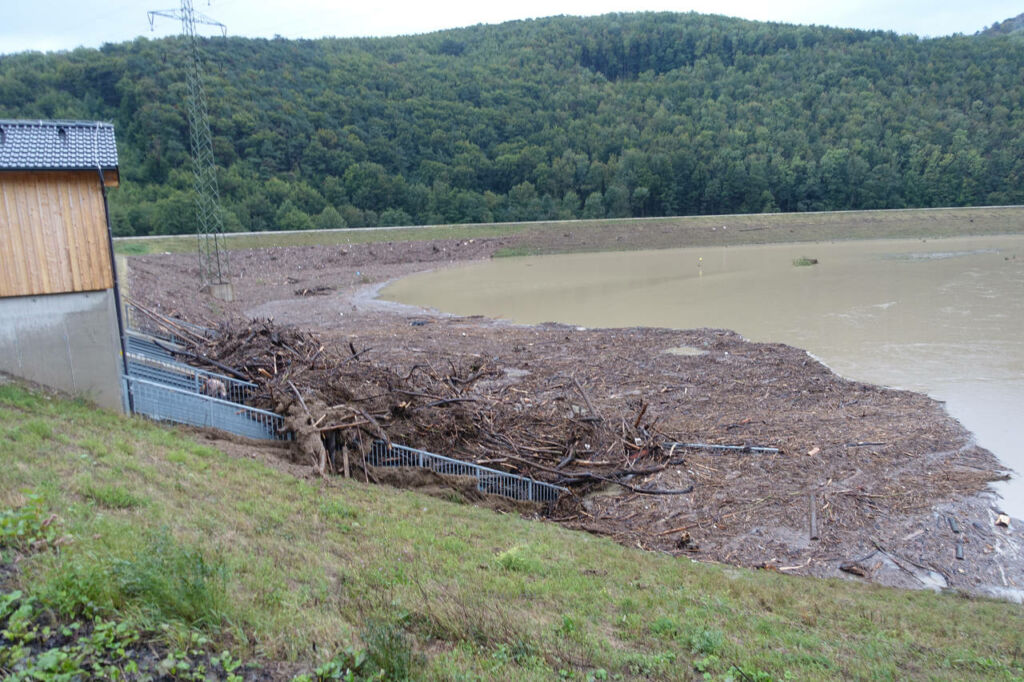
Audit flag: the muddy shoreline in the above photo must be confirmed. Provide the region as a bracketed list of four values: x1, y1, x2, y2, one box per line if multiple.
[127, 235, 1024, 600]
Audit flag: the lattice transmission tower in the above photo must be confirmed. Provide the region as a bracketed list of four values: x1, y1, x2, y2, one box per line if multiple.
[148, 1, 230, 291]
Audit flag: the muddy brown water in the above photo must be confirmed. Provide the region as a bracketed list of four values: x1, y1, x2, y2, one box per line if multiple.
[383, 235, 1024, 517]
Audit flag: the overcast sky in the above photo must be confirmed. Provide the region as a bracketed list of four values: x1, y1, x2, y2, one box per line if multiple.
[2, 0, 1021, 55]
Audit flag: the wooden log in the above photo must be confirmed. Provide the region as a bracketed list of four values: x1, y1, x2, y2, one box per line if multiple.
[632, 402, 648, 429]
[288, 380, 310, 419]
[129, 300, 209, 345]
[662, 441, 780, 454]
[558, 470, 693, 495]
[656, 524, 695, 536]
[317, 419, 370, 432]
[572, 376, 602, 422]
[839, 561, 869, 577]
[809, 494, 819, 540]
[155, 340, 250, 380]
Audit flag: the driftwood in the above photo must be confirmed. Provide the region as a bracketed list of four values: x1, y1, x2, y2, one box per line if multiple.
[128, 300, 210, 346]
[171, 318, 678, 500]
[663, 441, 780, 454]
[284, 382, 327, 478]
[839, 561, 870, 577]
[809, 494, 819, 541]
[562, 471, 694, 495]
[153, 340, 249, 381]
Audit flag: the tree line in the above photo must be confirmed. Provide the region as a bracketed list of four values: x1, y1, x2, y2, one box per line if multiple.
[2, 11, 1023, 235]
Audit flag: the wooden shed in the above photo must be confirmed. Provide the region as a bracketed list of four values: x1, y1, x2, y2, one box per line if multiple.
[0, 119, 126, 411]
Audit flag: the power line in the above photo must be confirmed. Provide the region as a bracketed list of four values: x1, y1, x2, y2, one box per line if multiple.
[148, 1, 230, 290]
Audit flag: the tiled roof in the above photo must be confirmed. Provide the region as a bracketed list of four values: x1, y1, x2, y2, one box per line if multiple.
[0, 119, 118, 171]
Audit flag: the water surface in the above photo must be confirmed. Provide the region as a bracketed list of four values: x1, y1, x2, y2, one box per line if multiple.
[383, 236, 1024, 515]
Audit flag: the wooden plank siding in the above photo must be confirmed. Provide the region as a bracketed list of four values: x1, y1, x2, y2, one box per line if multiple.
[0, 171, 113, 297]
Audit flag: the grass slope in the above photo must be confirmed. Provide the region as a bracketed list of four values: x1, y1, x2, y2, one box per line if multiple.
[113, 206, 1024, 257]
[2, 381, 1023, 680]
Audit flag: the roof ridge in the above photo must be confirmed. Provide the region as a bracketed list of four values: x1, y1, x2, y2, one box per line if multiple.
[0, 119, 115, 128]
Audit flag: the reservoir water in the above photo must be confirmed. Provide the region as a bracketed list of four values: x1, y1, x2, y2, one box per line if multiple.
[382, 235, 1024, 516]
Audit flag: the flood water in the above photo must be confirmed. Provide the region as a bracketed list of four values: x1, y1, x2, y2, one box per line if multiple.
[382, 236, 1024, 516]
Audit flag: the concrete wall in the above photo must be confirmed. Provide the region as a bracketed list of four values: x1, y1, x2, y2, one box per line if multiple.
[0, 289, 124, 412]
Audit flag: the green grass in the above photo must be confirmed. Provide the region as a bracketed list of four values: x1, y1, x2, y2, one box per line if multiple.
[2, 381, 1024, 680]
[79, 482, 149, 510]
[114, 221, 533, 255]
[493, 246, 544, 258]
[114, 205, 1024, 257]
[115, 241, 150, 255]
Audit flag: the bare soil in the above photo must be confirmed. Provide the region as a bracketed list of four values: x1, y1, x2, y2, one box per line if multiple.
[126, 233, 1024, 599]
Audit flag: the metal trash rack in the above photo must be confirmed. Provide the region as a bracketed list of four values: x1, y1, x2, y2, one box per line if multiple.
[122, 324, 287, 441]
[368, 440, 566, 503]
[125, 331, 180, 362]
[124, 376, 287, 441]
[125, 355, 257, 404]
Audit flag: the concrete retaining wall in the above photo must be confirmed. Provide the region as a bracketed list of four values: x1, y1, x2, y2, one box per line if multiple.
[0, 289, 124, 412]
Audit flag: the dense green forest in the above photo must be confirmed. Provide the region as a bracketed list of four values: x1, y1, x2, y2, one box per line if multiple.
[3, 12, 1024, 235]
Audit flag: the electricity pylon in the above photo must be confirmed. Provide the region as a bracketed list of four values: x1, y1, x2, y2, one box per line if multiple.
[148, 1, 230, 292]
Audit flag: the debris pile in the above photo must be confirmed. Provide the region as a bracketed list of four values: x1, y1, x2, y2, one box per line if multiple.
[180, 318, 689, 498]
[125, 241, 1021, 593]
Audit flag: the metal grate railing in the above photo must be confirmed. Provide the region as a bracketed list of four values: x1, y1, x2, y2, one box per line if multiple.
[125, 357, 257, 404]
[368, 440, 566, 503]
[123, 325, 288, 441]
[125, 325, 257, 404]
[124, 376, 287, 441]
[125, 331, 180, 362]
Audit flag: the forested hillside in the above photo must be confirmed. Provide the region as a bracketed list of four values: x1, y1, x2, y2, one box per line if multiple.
[980, 13, 1024, 36]
[3, 12, 1024, 235]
